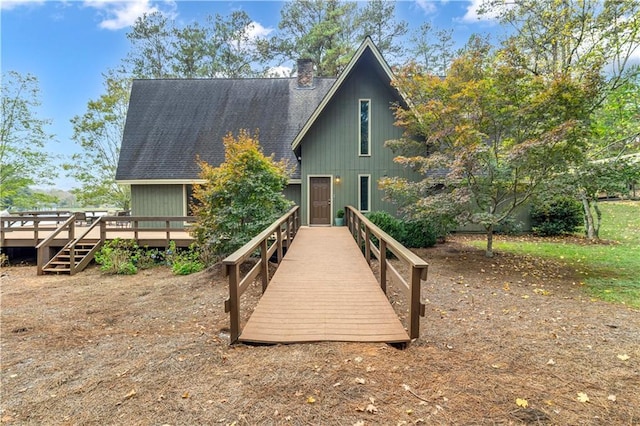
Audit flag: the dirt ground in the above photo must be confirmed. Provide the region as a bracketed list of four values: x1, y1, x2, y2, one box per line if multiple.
[1, 235, 639, 425]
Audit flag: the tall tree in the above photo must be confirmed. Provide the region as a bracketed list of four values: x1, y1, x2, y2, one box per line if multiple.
[409, 23, 457, 76]
[480, 0, 640, 239]
[356, 0, 408, 61]
[65, 71, 131, 210]
[202, 11, 271, 78]
[1, 71, 57, 209]
[171, 22, 208, 78]
[381, 44, 595, 257]
[273, 0, 358, 76]
[125, 11, 175, 78]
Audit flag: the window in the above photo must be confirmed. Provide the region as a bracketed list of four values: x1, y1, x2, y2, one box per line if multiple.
[359, 174, 370, 212]
[359, 99, 370, 156]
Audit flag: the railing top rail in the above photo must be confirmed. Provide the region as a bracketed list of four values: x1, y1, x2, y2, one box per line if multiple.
[35, 214, 76, 249]
[101, 216, 197, 222]
[223, 206, 299, 266]
[8, 210, 71, 216]
[2, 214, 72, 221]
[346, 206, 428, 269]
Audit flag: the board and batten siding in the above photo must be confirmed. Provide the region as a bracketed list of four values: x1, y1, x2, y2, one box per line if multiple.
[131, 184, 187, 228]
[283, 183, 301, 207]
[299, 56, 417, 225]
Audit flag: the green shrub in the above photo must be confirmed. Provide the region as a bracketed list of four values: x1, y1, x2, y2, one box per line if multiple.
[366, 211, 437, 249]
[531, 196, 583, 236]
[402, 220, 437, 248]
[170, 243, 205, 275]
[94, 238, 138, 275]
[366, 211, 405, 241]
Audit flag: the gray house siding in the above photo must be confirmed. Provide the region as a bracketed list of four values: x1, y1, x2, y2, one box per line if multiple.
[131, 184, 186, 227]
[283, 183, 301, 207]
[299, 58, 416, 225]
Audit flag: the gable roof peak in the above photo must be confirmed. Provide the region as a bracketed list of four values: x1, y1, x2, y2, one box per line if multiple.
[291, 37, 399, 152]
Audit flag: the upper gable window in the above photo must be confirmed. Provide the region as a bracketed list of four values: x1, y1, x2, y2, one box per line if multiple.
[359, 99, 370, 156]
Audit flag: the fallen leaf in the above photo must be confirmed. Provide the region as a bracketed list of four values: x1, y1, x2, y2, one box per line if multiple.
[124, 389, 136, 400]
[353, 421, 365, 426]
[355, 377, 366, 384]
[307, 396, 316, 404]
[354, 356, 363, 363]
[522, 295, 530, 299]
[516, 398, 528, 408]
[406, 409, 414, 415]
[182, 392, 190, 399]
[608, 394, 617, 402]
[577, 392, 589, 403]
[617, 354, 630, 361]
[546, 359, 556, 365]
[365, 403, 378, 414]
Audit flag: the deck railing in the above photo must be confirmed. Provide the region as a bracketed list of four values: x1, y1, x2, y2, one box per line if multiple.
[222, 206, 300, 343]
[344, 206, 428, 339]
[1, 214, 75, 247]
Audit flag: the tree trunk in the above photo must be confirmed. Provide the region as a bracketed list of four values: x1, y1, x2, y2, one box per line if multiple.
[485, 224, 494, 258]
[581, 194, 595, 240]
[593, 200, 602, 239]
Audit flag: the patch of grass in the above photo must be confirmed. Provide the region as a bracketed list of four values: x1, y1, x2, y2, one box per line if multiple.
[468, 201, 640, 308]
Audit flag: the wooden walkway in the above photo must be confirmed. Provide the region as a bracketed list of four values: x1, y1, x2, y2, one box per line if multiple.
[239, 227, 410, 344]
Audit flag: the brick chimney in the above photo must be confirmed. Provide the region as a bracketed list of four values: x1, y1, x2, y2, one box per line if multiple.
[297, 58, 314, 89]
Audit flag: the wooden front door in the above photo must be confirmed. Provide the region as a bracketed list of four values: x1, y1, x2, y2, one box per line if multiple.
[309, 177, 331, 225]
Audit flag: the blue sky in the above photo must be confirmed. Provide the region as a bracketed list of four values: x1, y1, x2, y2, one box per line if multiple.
[2, 0, 505, 190]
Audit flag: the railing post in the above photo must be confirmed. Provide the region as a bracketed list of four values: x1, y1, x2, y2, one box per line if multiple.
[364, 226, 371, 265]
[228, 263, 241, 344]
[409, 266, 422, 339]
[165, 220, 170, 247]
[276, 226, 283, 263]
[380, 240, 387, 294]
[69, 246, 75, 276]
[100, 218, 106, 243]
[70, 219, 75, 241]
[33, 219, 39, 245]
[260, 239, 269, 292]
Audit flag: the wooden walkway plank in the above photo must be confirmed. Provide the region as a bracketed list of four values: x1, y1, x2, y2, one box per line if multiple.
[239, 227, 409, 344]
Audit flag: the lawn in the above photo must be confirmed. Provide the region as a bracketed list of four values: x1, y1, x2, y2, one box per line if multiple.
[468, 200, 640, 308]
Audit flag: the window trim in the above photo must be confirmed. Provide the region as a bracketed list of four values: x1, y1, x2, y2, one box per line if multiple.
[358, 99, 371, 157]
[358, 174, 371, 212]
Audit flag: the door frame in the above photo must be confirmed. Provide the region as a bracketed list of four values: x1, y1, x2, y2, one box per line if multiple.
[306, 174, 334, 226]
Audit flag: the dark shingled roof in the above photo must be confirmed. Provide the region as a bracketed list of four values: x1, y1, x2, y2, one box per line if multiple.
[116, 77, 336, 181]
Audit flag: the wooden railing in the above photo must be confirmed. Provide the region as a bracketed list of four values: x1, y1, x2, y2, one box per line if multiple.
[2, 214, 75, 247]
[97, 216, 197, 247]
[345, 206, 428, 339]
[35, 214, 78, 274]
[1, 214, 197, 275]
[222, 206, 300, 343]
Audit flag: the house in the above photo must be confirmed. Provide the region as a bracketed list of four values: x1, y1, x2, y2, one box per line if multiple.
[116, 37, 418, 225]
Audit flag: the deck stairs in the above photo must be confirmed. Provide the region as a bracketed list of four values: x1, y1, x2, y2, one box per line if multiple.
[41, 240, 101, 275]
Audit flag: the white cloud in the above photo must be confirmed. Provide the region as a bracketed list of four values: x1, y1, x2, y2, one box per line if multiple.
[83, 0, 177, 30]
[245, 21, 272, 41]
[1, 0, 45, 11]
[415, 0, 437, 15]
[461, 0, 505, 23]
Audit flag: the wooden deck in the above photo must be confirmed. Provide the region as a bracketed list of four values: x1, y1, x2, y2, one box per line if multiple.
[239, 227, 410, 344]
